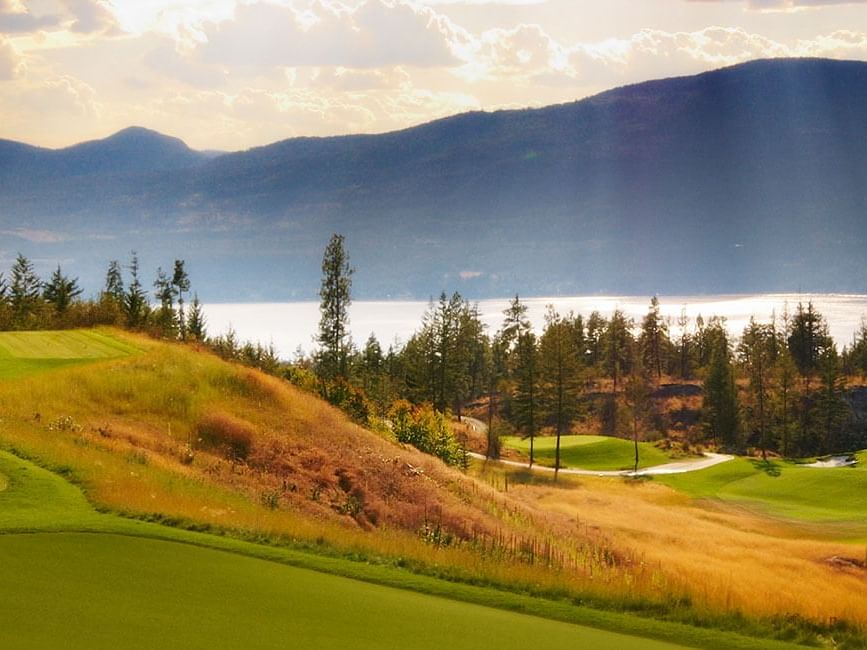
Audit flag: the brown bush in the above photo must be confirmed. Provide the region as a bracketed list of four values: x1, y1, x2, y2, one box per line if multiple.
[196, 412, 256, 460]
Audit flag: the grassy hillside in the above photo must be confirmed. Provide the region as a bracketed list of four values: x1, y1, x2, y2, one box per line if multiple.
[0, 406, 799, 649]
[501, 435, 676, 471]
[0, 329, 661, 604]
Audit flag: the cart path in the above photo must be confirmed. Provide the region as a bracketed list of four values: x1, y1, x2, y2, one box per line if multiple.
[461, 416, 733, 476]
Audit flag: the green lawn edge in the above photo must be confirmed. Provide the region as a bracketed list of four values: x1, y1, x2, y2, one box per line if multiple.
[0, 449, 807, 650]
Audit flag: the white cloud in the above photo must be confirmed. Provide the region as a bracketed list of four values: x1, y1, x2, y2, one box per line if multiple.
[0, 35, 21, 79]
[197, 0, 465, 69]
[60, 0, 121, 35]
[0, 0, 62, 33]
[689, 0, 867, 10]
[0, 228, 68, 243]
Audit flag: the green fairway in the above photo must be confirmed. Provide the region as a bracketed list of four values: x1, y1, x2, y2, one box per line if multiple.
[502, 435, 677, 471]
[0, 330, 137, 379]
[658, 452, 867, 531]
[0, 450, 802, 649]
[0, 532, 687, 650]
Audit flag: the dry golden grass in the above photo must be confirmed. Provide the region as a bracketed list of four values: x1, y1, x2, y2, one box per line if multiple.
[506, 474, 867, 625]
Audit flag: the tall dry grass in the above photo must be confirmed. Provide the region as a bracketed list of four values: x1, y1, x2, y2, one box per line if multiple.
[508, 474, 867, 626]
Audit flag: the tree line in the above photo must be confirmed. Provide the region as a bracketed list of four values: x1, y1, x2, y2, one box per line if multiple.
[308, 235, 867, 471]
[0, 252, 205, 340]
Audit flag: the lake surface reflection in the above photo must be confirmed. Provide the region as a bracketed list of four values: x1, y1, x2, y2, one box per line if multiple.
[203, 294, 867, 359]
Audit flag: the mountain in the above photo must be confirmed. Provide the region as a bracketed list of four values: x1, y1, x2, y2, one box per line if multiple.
[1, 58, 867, 301]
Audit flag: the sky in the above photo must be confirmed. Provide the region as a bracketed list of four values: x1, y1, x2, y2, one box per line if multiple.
[1, 0, 866, 150]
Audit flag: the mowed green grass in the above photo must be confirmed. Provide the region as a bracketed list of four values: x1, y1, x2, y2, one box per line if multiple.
[502, 435, 676, 471]
[0, 533, 687, 650]
[0, 330, 137, 379]
[658, 452, 867, 534]
[0, 450, 801, 650]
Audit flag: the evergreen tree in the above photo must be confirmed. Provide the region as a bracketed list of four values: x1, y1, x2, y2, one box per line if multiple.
[738, 318, 774, 459]
[9, 253, 42, 328]
[773, 346, 798, 457]
[511, 329, 539, 467]
[187, 294, 207, 341]
[124, 252, 149, 329]
[676, 307, 692, 379]
[172, 259, 190, 339]
[42, 265, 83, 315]
[787, 301, 830, 379]
[639, 296, 668, 381]
[604, 309, 633, 394]
[103, 260, 124, 303]
[153, 267, 177, 336]
[813, 345, 848, 454]
[703, 336, 740, 451]
[499, 294, 530, 353]
[316, 233, 353, 381]
[539, 307, 582, 480]
[585, 311, 606, 367]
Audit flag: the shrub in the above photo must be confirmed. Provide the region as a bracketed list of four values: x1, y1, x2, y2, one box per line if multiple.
[196, 412, 255, 460]
[388, 401, 466, 468]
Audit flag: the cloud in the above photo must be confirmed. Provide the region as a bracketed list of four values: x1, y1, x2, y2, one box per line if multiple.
[688, 0, 867, 10]
[61, 0, 121, 35]
[459, 270, 483, 279]
[197, 0, 465, 69]
[462, 23, 867, 90]
[0, 35, 21, 79]
[37, 74, 100, 115]
[0, 0, 62, 33]
[0, 228, 68, 243]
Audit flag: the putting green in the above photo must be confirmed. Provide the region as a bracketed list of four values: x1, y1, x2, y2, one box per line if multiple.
[0, 330, 136, 379]
[502, 435, 676, 471]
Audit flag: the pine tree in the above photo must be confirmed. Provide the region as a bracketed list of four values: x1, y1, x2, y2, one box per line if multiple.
[511, 330, 539, 466]
[703, 337, 740, 451]
[787, 301, 830, 379]
[103, 260, 124, 303]
[187, 294, 207, 341]
[639, 296, 668, 381]
[43, 265, 83, 315]
[316, 234, 353, 381]
[124, 252, 149, 329]
[773, 346, 798, 457]
[9, 253, 42, 328]
[153, 267, 177, 336]
[814, 345, 848, 454]
[172, 260, 190, 339]
[539, 307, 582, 480]
[738, 318, 773, 459]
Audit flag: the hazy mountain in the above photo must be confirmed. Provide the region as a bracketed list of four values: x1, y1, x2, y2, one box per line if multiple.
[2, 58, 866, 301]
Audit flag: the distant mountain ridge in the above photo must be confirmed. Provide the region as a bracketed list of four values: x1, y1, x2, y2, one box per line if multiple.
[1, 58, 866, 301]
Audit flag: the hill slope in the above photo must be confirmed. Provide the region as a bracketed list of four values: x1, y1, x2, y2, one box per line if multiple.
[2, 58, 867, 299]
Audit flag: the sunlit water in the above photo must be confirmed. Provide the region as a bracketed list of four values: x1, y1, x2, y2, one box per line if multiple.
[203, 294, 867, 360]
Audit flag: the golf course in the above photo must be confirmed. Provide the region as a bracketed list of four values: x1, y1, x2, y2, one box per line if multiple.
[0, 330, 861, 649]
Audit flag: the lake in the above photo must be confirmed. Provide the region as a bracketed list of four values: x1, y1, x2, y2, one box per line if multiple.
[203, 294, 867, 360]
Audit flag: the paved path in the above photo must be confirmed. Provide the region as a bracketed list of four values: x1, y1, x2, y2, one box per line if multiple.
[461, 416, 734, 477]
